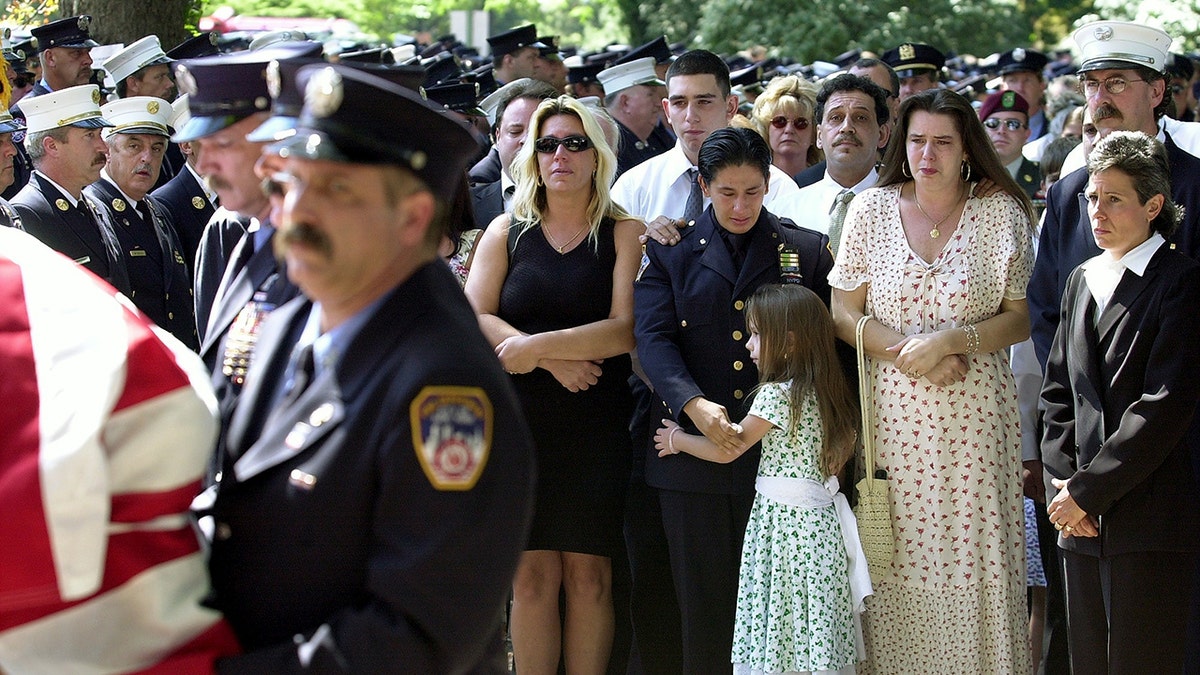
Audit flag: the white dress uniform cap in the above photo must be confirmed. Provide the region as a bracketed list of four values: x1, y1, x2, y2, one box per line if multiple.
[597, 57, 664, 95]
[169, 93, 191, 131]
[102, 35, 172, 84]
[480, 77, 533, 126]
[100, 96, 173, 139]
[19, 84, 112, 134]
[248, 30, 309, 51]
[1073, 20, 1173, 74]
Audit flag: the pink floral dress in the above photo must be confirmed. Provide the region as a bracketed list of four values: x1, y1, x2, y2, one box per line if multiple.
[828, 184, 1033, 674]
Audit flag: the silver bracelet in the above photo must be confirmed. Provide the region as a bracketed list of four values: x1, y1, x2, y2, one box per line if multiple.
[963, 323, 981, 355]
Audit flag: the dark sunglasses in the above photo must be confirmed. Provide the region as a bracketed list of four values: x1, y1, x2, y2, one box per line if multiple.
[770, 115, 809, 130]
[534, 135, 593, 153]
[983, 118, 1025, 131]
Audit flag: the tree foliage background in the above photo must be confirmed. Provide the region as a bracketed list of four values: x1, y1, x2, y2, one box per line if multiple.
[5, 0, 1200, 61]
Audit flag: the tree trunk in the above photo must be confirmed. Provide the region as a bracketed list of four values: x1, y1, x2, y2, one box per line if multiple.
[57, 0, 196, 50]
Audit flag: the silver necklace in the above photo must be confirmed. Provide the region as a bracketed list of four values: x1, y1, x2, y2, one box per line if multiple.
[543, 224, 588, 253]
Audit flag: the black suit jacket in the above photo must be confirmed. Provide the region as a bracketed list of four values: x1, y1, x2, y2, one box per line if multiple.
[468, 147, 501, 185]
[1015, 157, 1041, 201]
[12, 173, 131, 295]
[1030, 132, 1200, 366]
[86, 178, 197, 349]
[792, 161, 825, 188]
[1041, 245, 1200, 557]
[634, 206, 833, 494]
[201, 261, 534, 672]
[469, 179, 505, 230]
[151, 165, 215, 271]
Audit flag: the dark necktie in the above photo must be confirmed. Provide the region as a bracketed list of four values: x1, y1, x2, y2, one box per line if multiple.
[682, 168, 704, 223]
[285, 343, 317, 403]
[828, 189, 855, 258]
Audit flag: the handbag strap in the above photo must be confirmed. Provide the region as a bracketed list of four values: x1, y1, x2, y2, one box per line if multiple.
[856, 315, 876, 487]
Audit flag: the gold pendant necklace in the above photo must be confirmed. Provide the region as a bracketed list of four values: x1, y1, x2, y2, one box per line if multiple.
[913, 184, 964, 239]
[543, 223, 589, 253]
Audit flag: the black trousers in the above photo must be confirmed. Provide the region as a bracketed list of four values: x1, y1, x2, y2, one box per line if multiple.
[658, 488, 754, 675]
[1062, 548, 1198, 675]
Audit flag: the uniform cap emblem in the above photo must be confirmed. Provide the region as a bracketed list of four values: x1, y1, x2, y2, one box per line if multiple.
[899, 44, 915, 61]
[305, 66, 343, 118]
[1094, 25, 1114, 41]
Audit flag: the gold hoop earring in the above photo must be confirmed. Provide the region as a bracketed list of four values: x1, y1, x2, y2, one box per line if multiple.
[902, 162, 911, 178]
[961, 159, 970, 182]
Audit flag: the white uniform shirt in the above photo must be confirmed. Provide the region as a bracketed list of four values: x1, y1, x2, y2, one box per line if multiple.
[771, 167, 879, 235]
[610, 142, 801, 222]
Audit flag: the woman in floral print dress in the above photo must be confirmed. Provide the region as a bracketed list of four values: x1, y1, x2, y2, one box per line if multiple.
[829, 89, 1035, 673]
[656, 284, 866, 674]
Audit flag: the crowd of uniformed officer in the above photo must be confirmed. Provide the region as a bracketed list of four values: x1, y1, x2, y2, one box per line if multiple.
[3, 9, 1200, 673]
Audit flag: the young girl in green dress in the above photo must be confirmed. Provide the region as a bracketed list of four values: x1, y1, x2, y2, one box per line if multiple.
[655, 283, 871, 674]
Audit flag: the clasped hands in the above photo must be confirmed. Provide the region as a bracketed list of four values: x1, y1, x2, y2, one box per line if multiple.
[888, 331, 969, 387]
[495, 334, 602, 393]
[1047, 478, 1098, 538]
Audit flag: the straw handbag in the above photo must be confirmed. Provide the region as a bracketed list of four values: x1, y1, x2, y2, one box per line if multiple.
[853, 315, 894, 583]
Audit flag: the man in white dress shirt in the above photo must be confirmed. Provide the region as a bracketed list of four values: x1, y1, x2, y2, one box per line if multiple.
[772, 73, 890, 251]
[610, 49, 799, 238]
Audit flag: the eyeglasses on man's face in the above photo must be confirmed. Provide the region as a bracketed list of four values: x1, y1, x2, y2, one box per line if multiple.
[1077, 76, 1148, 96]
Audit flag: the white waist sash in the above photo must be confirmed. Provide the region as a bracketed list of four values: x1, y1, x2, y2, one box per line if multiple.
[755, 474, 873, 659]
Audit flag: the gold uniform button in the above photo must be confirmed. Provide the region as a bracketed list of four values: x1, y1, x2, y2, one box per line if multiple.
[733, 360, 744, 371]
[733, 300, 745, 311]
[168, 312, 174, 319]
[734, 389, 744, 400]
[680, 319, 688, 327]
[732, 330, 743, 341]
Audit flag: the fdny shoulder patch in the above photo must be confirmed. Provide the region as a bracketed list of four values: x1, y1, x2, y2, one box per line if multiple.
[410, 386, 492, 491]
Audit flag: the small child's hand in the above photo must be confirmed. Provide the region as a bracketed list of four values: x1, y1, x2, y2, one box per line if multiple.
[654, 419, 682, 457]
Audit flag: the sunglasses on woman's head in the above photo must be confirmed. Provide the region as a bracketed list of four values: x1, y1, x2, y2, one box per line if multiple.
[770, 116, 809, 130]
[534, 135, 593, 153]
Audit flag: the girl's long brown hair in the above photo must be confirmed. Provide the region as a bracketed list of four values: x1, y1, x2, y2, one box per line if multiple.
[746, 284, 858, 476]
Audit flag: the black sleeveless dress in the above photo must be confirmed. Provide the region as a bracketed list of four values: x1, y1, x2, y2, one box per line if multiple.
[499, 218, 633, 557]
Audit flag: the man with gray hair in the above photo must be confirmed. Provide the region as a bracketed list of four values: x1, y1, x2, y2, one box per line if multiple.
[12, 83, 128, 294]
[600, 57, 670, 176]
[86, 96, 195, 349]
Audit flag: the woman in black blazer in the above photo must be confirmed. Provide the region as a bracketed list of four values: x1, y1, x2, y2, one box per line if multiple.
[1041, 130, 1200, 674]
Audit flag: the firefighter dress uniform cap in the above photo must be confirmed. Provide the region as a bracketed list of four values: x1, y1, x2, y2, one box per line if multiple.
[169, 94, 191, 132]
[882, 42, 946, 79]
[487, 25, 545, 58]
[996, 48, 1049, 76]
[978, 90, 1030, 120]
[248, 30, 308, 52]
[101, 96, 173, 139]
[171, 41, 324, 143]
[31, 15, 98, 52]
[19, 84, 112, 134]
[247, 59, 425, 143]
[1073, 21, 1172, 74]
[165, 32, 219, 61]
[597, 57, 663, 95]
[269, 63, 483, 200]
[102, 35, 173, 85]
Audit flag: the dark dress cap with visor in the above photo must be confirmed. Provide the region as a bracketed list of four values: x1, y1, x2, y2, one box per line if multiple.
[268, 63, 483, 200]
[31, 15, 98, 52]
[882, 43, 946, 79]
[171, 41, 324, 143]
[246, 59, 425, 144]
[996, 48, 1049, 77]
[487, 25, 545, 59]
[166, 32, 220, 61]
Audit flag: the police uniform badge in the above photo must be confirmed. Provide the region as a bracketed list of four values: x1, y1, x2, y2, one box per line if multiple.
[899, 44, 915, 61]
[411, 386, 492, 491]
